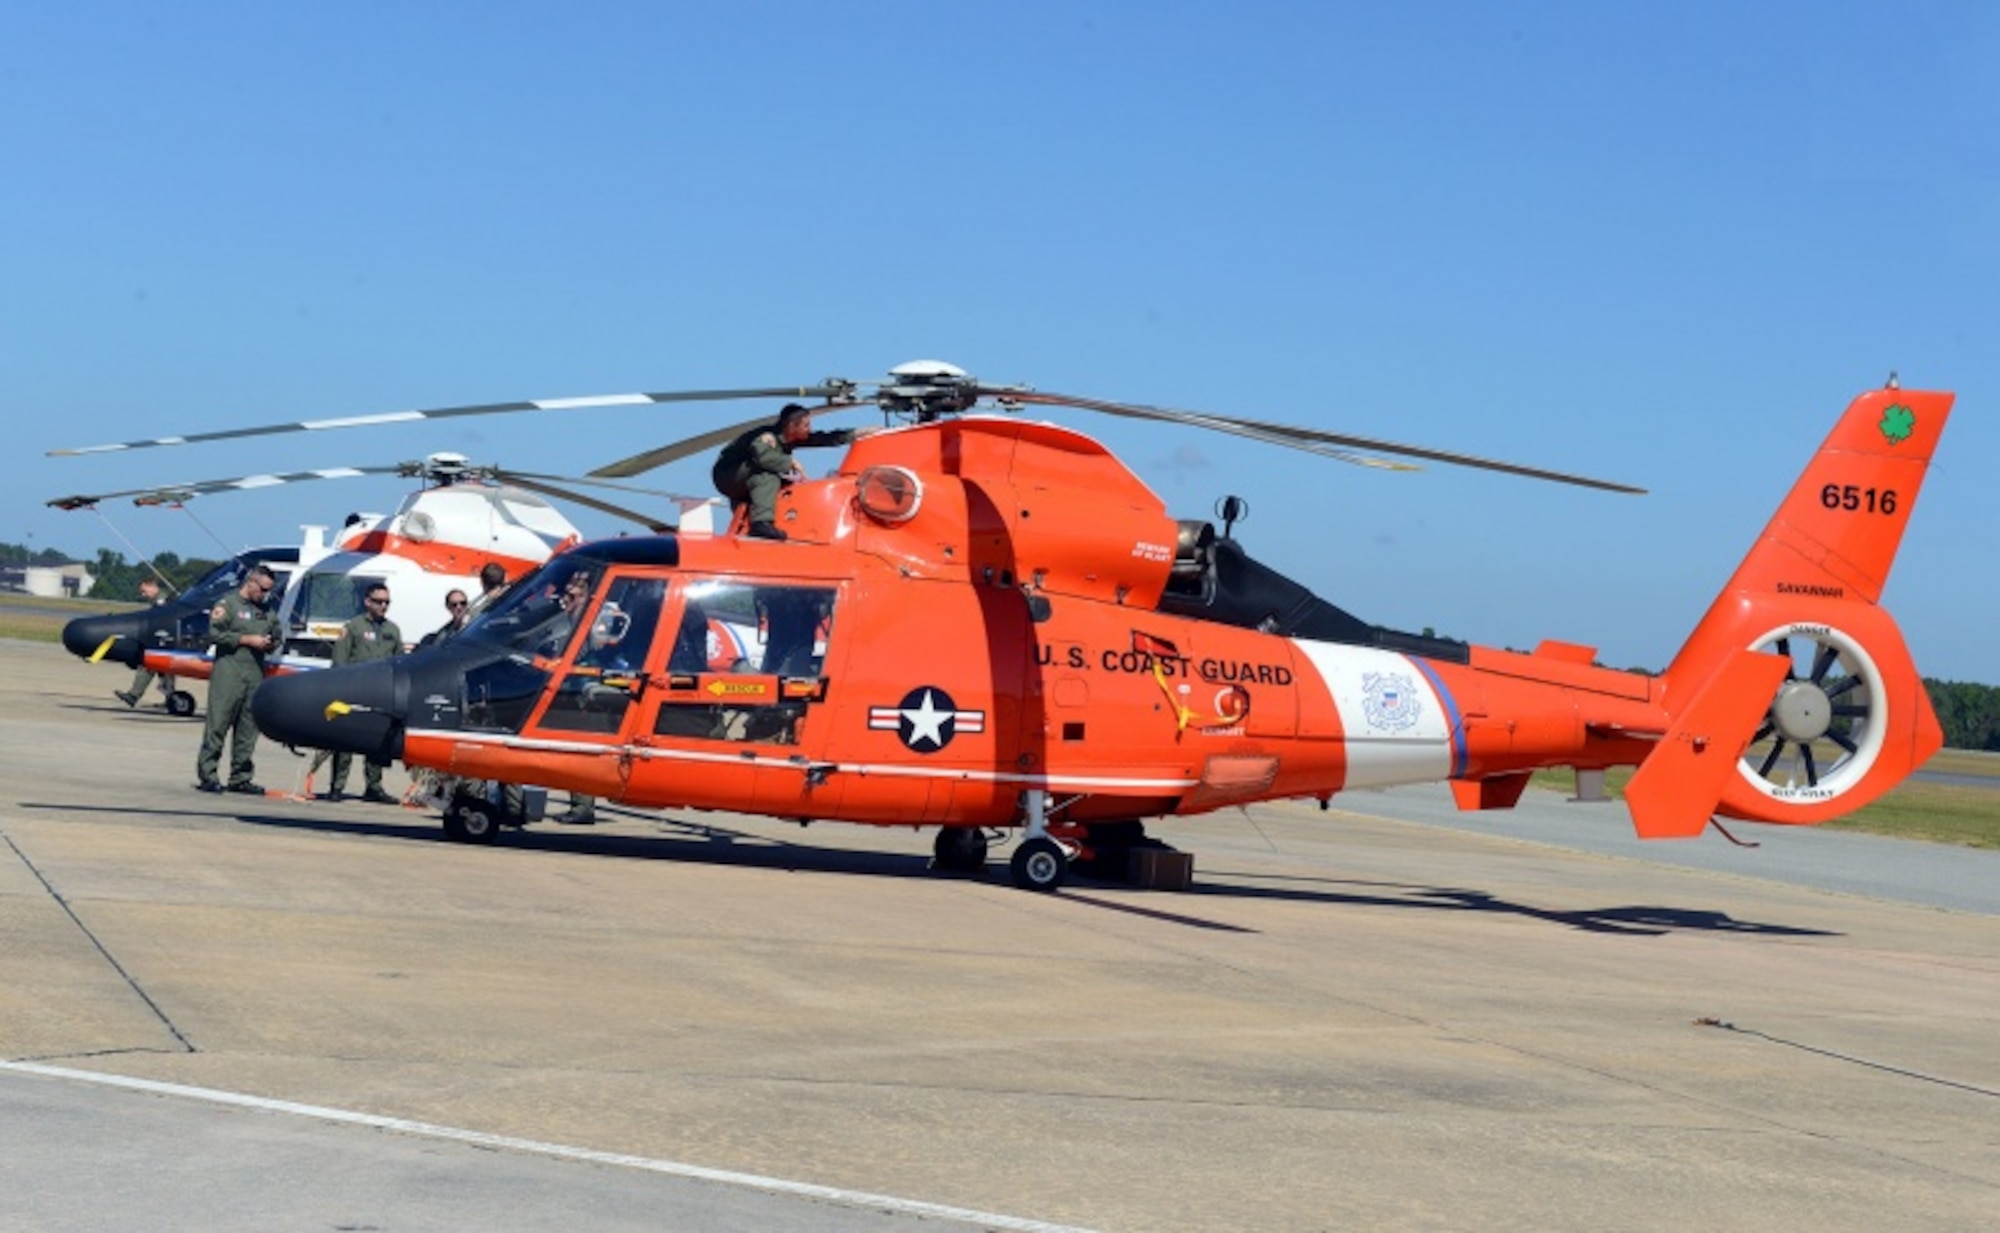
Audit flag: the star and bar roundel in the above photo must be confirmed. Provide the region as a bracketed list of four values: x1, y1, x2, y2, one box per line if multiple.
[868, 687, 987, 754]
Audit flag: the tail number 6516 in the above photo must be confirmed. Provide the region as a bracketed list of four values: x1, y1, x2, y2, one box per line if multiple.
[1821, 484, 1897, 515]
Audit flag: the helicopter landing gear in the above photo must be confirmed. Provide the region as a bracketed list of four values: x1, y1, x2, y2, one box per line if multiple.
[442, 788, 502, 845]
[931, 826, 989, 872]
[1010, 838, 1067, 892]
[165, 689, 197, 718]
[1008, 789, 1069, 892]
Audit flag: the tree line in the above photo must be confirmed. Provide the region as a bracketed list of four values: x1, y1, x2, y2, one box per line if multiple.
[39, 547, 228, 601]
[1925, 680, 2000, 753]
[13, 543, 2000, 751]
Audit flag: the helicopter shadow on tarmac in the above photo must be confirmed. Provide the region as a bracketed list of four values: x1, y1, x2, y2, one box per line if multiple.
[1178, 870, 1839, 939]
[14, 797, 1841, 941]
[145, 800, 1841, 941]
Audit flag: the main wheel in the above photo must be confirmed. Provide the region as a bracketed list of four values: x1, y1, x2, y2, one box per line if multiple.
[442, 792, 501, 844]
[166, 690, 197, 718]
[931, 826, 989, 872]
[1009, 836, 1067, 892]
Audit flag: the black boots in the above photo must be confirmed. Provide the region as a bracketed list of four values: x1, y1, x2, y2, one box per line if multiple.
[746, 521, 787, 541]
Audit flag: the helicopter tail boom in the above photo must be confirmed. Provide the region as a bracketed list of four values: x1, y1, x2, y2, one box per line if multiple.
[1635, 385, 1953, 835]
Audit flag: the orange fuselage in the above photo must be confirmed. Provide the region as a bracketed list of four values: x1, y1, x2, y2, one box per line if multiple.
[407, 418, 1673, 827]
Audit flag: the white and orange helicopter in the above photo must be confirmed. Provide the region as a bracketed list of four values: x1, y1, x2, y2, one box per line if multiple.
[53, 362, 1951, 890]
[49, 454, 711, 714]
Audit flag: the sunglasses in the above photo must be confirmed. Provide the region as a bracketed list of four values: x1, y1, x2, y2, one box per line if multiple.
[447, 600, 468, 609]
[367, 597, 391, 606]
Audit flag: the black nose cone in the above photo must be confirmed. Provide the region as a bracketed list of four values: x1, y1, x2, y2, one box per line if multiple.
[62, 612, 150, 666]
[252, 660, 404, 762]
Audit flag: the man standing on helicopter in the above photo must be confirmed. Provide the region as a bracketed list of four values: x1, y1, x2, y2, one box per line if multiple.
[711, 403, 878, 540]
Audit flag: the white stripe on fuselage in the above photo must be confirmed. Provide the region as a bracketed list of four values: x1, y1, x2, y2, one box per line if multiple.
[409, 730, 1196, 792]
[1289, 640, 1451, 789]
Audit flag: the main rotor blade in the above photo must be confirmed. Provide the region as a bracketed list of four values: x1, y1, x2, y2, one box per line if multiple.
[587, 415, 773, 479]
[489, 474, 677, 534]
[490, 468, 710, 506]
[989, 389, 1647, 494]
[47, 385, 851, 458]
[585, 398, 879, 479]
[47, 462, 707, 524]
[48, 465, 405, 510]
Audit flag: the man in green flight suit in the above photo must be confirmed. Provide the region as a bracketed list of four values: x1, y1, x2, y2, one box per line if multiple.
[711, 403, 878, 539]
[116, 575, 177, 708]
[323, 582, 404, 804]
[196, 564, 282, 794]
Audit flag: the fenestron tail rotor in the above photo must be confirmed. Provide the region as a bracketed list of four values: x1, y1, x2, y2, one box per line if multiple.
[1741, 627, 1885, 801]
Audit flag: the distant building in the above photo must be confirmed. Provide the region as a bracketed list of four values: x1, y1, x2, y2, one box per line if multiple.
[0, 563, 95, 598]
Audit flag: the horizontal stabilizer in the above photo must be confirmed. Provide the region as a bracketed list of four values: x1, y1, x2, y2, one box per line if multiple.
[1626, 649, 1790, 839]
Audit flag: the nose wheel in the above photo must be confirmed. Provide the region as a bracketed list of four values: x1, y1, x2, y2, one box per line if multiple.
[442, 789, 502, 844]
[165, 690, 197, 718]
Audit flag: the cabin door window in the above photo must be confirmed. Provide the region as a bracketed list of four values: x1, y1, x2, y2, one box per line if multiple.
[652, 579, 838, 746]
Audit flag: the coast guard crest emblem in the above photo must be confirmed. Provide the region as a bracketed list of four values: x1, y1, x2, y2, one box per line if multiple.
[1361, 672, 1420, 731]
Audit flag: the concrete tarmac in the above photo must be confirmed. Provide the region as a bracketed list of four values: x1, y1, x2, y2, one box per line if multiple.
[3, 639, 1996, 1231]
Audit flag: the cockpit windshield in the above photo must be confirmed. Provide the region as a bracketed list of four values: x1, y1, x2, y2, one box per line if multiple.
[460, 553, 612, 660]
[184, 551, 293, 608]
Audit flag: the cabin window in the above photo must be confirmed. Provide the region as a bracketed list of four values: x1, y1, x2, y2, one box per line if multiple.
[287, 571, 389, 634]
[654, 579, 837, 745]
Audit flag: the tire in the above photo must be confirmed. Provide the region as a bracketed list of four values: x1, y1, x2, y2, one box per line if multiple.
[442, 793, 501, 845]
[1009, 836, 1067, 892]
[931, 827, 989, 873]
[166, 690, 197, 718]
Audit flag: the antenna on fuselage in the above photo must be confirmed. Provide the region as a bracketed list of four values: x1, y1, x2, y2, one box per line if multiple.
[1216, 494, 1249, 540]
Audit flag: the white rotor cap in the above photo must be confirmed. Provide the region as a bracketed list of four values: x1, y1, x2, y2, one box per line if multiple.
[888, 360, 969, 382]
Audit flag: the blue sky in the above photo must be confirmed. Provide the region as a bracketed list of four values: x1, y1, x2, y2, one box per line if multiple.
[6, 2, 1995, 682]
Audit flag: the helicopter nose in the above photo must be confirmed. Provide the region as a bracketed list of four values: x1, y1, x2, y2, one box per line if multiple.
[62, 612, 150, 666]
[252, 659, 405, 762]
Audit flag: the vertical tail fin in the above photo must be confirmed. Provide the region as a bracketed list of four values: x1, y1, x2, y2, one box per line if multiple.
[1694, 387, 1950, 606]
[1642, 385, 1952, 831]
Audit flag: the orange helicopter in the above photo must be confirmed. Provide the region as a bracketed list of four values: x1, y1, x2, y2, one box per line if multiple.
[63, 362, 1952, 889]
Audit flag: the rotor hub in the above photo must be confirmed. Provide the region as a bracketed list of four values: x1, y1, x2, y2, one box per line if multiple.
[1770, 679, 1833, 742]
[881, 359, 979, 422]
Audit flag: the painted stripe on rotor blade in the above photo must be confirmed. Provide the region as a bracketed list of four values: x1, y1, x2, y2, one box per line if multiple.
[301, 411, 431, 429]
[58, 438, 188, 455]
[534, 394, 656, 409]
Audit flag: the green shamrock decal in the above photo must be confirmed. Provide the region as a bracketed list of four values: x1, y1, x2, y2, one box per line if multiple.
[1879, 404, 1916, 445]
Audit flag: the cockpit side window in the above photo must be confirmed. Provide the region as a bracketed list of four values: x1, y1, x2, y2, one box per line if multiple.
[539, 576, 668, 735]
